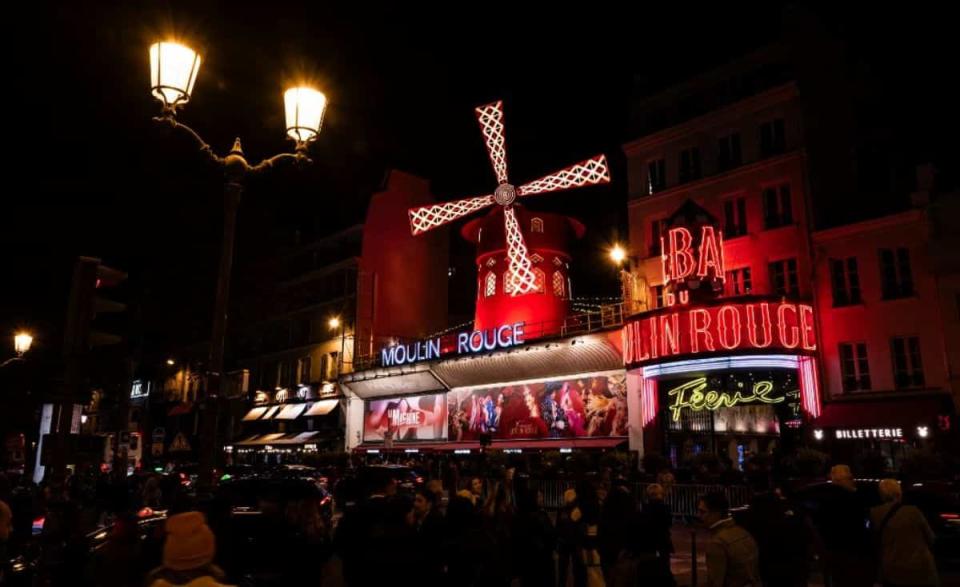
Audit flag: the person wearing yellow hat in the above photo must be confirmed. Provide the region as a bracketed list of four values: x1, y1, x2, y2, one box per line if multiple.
[146, 511, 231, 587]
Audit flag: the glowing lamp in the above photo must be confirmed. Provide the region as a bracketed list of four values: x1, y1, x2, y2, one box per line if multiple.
[917, 426, 929, 438]
[610, 244, 626, 265]
[166, 358, 175, 366]
[284, 87, 327, 143]
[328, 317, 341, 331]
[14, 332, 32, 355]
[149, 42, 201, 108]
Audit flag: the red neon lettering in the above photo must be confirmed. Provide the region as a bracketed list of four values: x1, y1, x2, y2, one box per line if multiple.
[649, 315, 659, 359]
[799, 304, 817, 350]
[635, 321, 649, 362]
[622, 326, 633, 364]
[718, 231, 726, 282]
[689, 308, 715, 353]
[664, 290, 676, 307]
[668, 228, 695, 280]
[696, 226, 724, 280]
[660, 237, 669, 283]
[777, 304, 800, 349]
[678, 290, 690, 305]
[717, 305, 742, 350]
[660, 313, 680, 356]
[745, 303, 773, 348]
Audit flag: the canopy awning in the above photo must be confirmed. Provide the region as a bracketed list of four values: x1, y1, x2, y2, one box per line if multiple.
[260, 405, 281, 420]
[813, 393, 953, 429]
[234, 432, 319, 446]
[241, 406, 269, 421]
[275, 403, 307, 420]
[304, 399, 339, 417]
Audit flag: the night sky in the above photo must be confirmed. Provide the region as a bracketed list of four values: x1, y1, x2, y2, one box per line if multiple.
[4, 2, 956, 360]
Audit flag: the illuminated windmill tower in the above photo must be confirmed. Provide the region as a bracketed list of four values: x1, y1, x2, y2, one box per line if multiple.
[408, 101, 610, 335]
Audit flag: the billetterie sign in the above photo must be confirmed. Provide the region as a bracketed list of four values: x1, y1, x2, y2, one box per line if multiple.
[381, 322, 526, 367]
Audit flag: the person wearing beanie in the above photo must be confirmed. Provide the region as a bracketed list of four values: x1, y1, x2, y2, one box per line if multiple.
[146, 511, 231, 587]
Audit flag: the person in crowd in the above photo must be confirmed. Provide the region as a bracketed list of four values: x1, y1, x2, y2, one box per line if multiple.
[426, 479, 446, 513]
[599, 483, 637, 584]
[813, 464, 874, 587]
[0, 499, 11, 584]
[334, 473, 397, 586]
[642, 484, 675, 586]
[870, 478, 938, 587]
[413, 486, 446, 585]
[445, 495, 508, 586]
[145, 511, 229, 587]
[87, 511, 144, 587]
[557, 488, 586, 587]
[739, 487, 810, 587]
[142, 475, 163, 509]
[698, 491, 760, 587]
[469, 476, 484, 504]
[513, 488, 556, 587]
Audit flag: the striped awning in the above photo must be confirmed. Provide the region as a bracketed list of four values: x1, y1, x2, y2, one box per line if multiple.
[304, 399, 339, 416]
[275, 403, 307, 420]
[241, 406, 269, 421]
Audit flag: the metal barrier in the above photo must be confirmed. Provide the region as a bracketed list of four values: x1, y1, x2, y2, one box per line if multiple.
[523, 479, 752, 518]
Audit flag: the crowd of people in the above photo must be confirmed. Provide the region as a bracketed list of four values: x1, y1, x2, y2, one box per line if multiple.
[0, 461, 946, 586]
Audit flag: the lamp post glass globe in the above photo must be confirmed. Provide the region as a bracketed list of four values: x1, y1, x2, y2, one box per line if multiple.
[609, 244, 627, 265]
[14, 332, 32, 355]
[328, 317, 341, 331]
[284, 87, 327, 143]
[150, 41, 202, 108]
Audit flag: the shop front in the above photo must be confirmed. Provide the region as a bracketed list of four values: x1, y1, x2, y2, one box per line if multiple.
[623, 298, 822, 469]
[341, 326, 629, 456]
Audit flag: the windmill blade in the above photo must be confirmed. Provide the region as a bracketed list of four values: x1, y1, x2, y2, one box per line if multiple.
[517, 154, 610, 197]
[502, 207, 538, 296]
[408, 194, 495, 236]
[475, 101, 509, 184]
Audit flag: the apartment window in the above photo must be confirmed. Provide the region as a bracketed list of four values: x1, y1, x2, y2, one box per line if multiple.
[769, 258, 799, 296]
[762, 183, 793, 229]
[717, 132, 742, 170]
[839, 343, 871, 391]
[297, 356, 312, 384]
[647, 158, 666, 193]
[723, 197, 747, 237]
[880, 248, 914, 299]
[725, 267, 752, 296]
[530, 217, 544, 233]
[650, 219, 664, 256]
[485, 272, 497, 297]
[892, 336, 925, 389]
[652, 285, 664, 308]
[678, 147, 702, 183]
[830, 258, 862, 306]
[759, 118, 786, 157]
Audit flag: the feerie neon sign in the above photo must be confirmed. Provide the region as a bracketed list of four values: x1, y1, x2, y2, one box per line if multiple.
[666, 377, 786, 421]
[622, 301, 816, 367]
[381, 322, 526, 367]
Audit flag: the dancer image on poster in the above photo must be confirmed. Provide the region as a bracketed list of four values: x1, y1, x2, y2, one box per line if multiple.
[559, 382, 586, 437]
[541, 385, 570, 438]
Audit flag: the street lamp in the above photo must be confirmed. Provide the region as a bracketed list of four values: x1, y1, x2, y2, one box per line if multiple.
[149, 39, 326, 488]
[609, 244, 627, 266]
[14, 332, 33, 356]
[327, 316, 341, 331]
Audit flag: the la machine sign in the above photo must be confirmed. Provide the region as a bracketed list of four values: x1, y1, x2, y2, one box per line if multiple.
[381, 322, 526, 367]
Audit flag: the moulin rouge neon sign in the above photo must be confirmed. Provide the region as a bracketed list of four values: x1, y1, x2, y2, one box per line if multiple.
[622, 301, 816, 367]
[666, 377, 786, 421]
[381, 322, 526, 367]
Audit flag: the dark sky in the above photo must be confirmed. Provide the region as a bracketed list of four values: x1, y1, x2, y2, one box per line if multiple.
[3, 2, 956, 358]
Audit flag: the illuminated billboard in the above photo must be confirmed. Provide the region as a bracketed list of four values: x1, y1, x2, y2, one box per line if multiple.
[363, 393, 448, 442]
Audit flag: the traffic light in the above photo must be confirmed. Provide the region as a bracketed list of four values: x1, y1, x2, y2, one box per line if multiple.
[63, 256, 128, 354]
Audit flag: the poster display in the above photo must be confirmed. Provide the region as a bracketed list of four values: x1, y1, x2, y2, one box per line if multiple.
[363, 393, 447, 442]
[447, 373, 628, 441]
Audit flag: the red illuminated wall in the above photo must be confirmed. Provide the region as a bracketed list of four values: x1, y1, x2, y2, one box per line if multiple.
[462, 206, 584, 337]
[358, 171, 449, 348]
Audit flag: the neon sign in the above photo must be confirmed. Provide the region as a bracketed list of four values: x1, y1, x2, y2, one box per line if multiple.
[622, 301, 816, 367]
[381, 322, 526, 367]
[666, 377, 786, 421]
[661, 226, 725, 284]
[834, 428, 903, 440]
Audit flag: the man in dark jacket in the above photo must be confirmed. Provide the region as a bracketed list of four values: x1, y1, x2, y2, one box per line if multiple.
[813, 465, 874, 587]
[698, 491, 760, 587]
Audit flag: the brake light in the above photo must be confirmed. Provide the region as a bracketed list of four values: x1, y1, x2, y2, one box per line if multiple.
[416, 476, 424, 484]
[137, 507, 154, 518]
[940, 513, 959, 520]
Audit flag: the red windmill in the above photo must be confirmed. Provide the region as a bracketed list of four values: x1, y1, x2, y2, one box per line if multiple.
[408, 101, 610, 298]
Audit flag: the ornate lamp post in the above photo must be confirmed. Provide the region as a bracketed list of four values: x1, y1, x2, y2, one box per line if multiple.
[149, 40, 326, 488]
